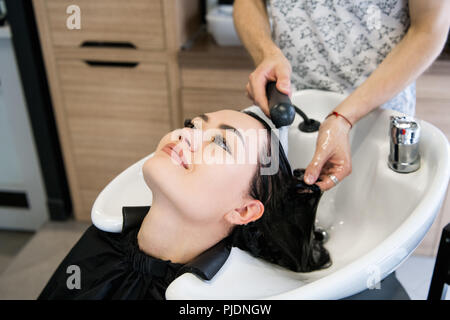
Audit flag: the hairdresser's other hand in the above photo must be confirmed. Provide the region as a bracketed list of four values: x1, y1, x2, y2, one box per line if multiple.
[246, 49, 292, 117]
[304, 115, 352, 191]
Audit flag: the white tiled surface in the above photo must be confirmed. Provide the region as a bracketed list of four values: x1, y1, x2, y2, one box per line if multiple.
[396, 254, 449, 300]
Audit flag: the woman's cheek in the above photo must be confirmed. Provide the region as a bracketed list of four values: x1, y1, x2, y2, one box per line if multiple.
[142, 158, 155, 188]
[155, 133, 173, 151]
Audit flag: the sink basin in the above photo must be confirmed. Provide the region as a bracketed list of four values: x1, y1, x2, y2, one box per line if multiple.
[92, 90, 449, 299]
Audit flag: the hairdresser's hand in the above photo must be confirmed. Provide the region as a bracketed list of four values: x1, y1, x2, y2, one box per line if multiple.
[246, 49, 292, 117]
[304, 115, 352, 191]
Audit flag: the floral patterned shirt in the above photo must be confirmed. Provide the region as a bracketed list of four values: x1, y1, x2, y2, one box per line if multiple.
[268, 0, 416, 115]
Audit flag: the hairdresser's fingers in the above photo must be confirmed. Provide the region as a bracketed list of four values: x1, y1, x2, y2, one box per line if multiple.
[304, 149, 330, 185]
[319, 161, 333, 173]
[317, 171, 340, 191]
[315, 152, 352, 191]
[245, 82, 255, 104]
[275, 68, 292, 98]
[246, 82, 255, 103]
[316, 163, 351, 191]
[317, 170, 332, 184]
[249, 72, 270, 117]
[316, 177, 334, 191]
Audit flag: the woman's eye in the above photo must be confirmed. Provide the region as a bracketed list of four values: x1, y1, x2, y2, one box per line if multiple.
[183, 118, 195, 129]
[184, 118, 230, 154]
[212, 135, 229, 152]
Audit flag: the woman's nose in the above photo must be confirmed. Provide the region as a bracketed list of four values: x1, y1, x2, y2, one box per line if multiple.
[178, 127, 200, 152]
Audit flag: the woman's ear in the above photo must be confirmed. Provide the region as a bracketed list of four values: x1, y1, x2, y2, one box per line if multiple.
[225, 200, 264, 225]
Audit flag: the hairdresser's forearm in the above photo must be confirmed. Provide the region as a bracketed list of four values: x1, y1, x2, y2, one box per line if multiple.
[233, 0, 280, 65]
[334, 26, 448, 125]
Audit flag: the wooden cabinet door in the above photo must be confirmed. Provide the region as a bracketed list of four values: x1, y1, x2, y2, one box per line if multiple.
[180, 66, 253, 123]
[181, 88, 252, 121]
[44, 0, 165, 50]
[57, 59, 171, 220]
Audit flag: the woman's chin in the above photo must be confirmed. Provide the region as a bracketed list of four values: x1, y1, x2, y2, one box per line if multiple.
[142, 156, 184, 194]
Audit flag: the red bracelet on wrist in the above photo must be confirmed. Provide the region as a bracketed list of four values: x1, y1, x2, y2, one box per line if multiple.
[326, 111, 353, 129]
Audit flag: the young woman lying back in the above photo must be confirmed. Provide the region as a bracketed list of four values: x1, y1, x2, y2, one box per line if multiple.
[39, 109, 331, 300]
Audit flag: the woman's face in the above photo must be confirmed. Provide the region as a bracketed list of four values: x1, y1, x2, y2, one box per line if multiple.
[143, 109, 267, 224]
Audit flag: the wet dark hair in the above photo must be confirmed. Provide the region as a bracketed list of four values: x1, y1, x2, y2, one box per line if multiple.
[228, 111, 331, 272]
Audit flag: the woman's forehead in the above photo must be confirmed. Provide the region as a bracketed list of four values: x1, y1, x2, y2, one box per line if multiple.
[207, 109, 265, 131]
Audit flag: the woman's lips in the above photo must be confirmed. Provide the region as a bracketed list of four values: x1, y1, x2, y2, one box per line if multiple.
[162, 142, 189, 169]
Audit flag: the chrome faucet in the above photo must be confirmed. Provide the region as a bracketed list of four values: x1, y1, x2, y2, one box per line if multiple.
[388, 115, 421, 173]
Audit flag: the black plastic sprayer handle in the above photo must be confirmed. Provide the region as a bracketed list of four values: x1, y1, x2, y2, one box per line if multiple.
[266, 81, 296, 128]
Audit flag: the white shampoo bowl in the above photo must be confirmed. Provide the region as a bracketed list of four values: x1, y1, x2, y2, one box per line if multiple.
[92, 90, 449, 299]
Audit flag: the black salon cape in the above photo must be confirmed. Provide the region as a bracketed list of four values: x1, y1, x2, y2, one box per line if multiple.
[38, 206, 230, 300]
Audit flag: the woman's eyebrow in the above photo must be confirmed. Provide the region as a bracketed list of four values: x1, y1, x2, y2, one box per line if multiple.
[199, 113, 209, 122]
[218, 124, 245, 146]
[197, 113, 245, 146]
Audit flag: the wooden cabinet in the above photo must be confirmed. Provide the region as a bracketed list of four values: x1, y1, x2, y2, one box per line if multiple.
[180, 66, 251, 118]
[181, 88, 250, 119]
[58, 59, 171, 215]
[33, 0, 201, 220]
[178, 34, 254, 119]
[44, 0, 166, 50]
[59, 60, 170, 128]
